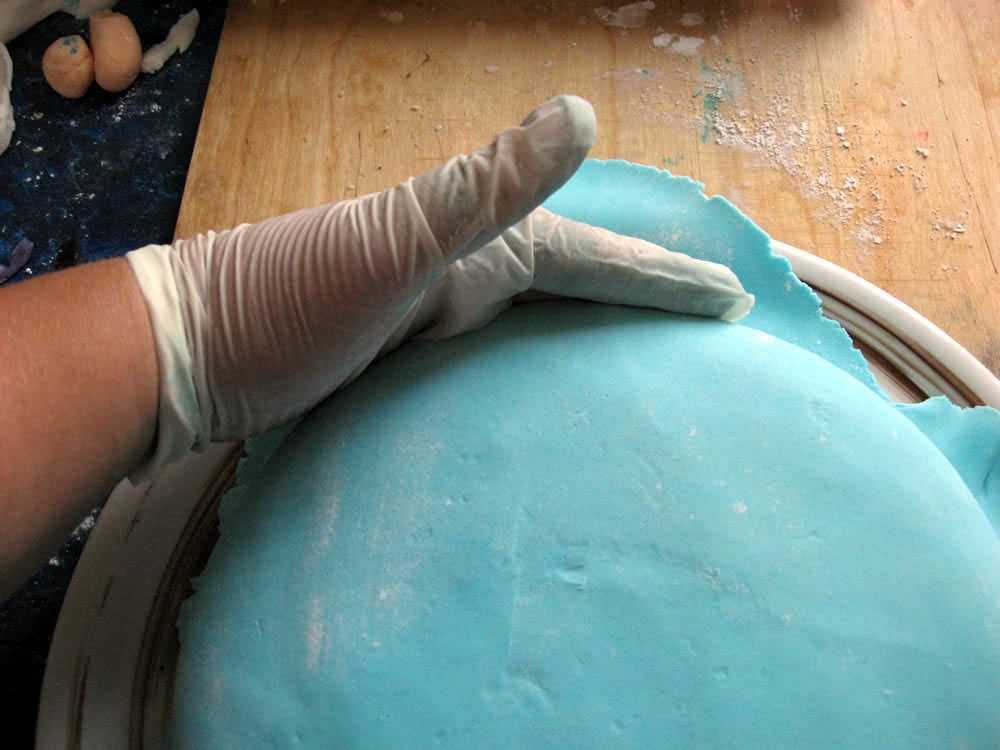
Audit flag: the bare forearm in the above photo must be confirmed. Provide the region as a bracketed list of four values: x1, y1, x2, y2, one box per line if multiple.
[0, 259, 157, 598]
[0, 97, 754, 602]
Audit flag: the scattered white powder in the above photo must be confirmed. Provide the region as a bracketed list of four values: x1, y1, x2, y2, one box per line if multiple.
[931, 220, 965, 234]
[833, 124, 852, 149]
[932, 216, 967, 240]
[597, 30, 949, 252]
[710, 96, 809, 177]
[70, 509, 99, 541]
[595, 1, 656, 29]
[706, 94, 887, 249]
[484, 64, 499, 74]
[855, 225, 883, 246]
[679, 12, 704, 26]
[732, 501, 749, 514]
[915, 146, 929, 158]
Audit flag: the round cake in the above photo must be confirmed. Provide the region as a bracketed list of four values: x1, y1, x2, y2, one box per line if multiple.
[169, 302, 1000, 749]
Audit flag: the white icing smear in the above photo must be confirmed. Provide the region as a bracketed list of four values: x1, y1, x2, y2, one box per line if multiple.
[652, 32, 704, 56]
[379, 9, 405, 24]
[595, 1, 656, 29]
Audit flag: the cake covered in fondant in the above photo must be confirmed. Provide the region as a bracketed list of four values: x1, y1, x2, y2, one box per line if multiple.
[168, 163, 1000, 749]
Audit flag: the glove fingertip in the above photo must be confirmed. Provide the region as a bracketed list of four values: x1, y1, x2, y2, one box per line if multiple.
[719, 292, 755, 322]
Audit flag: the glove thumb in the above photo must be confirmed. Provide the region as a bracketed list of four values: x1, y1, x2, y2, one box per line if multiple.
[410, 95, 596, 265]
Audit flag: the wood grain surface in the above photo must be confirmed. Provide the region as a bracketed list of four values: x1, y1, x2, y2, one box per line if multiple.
[175, 0, 998, 374]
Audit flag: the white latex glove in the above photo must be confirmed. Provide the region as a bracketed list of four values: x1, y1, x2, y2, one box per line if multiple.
[127, 96, 754, 478]
[0, 43, 12, 155]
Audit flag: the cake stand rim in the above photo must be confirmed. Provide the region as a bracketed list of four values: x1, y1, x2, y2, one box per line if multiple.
[772, 240, 999, 408]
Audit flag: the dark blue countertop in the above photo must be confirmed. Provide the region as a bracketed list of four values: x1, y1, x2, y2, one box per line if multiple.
[0, 2, 225, 744]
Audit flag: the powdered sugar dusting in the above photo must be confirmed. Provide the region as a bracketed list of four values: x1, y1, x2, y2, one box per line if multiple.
[306, 596, 325, 670]
[575, 6, 971, 255]
[703, 91, 893, 252]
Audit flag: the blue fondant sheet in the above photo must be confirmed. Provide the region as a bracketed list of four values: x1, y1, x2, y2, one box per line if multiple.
[170, 162, 1000, 749]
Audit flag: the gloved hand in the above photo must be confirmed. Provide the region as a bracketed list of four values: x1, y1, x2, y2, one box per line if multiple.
[127, 95, 754, 479]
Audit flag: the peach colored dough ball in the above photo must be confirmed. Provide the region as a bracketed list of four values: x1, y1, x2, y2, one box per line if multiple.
[89, 10, 142, 93]
[42, 35, 94, 99]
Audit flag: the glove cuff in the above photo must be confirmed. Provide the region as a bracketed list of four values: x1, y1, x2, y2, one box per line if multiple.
[126, 243, 204, 482]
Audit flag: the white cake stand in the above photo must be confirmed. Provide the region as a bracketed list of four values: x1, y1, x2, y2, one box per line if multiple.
[36, 242, 1000, 749]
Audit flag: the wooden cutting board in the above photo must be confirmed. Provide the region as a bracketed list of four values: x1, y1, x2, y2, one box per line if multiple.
[175, 0, 999, 375]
